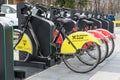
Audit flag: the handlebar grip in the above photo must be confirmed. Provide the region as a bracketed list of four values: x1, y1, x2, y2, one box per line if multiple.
[21, 4, 32, 15]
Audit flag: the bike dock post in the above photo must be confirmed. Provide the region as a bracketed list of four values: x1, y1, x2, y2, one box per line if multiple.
[14, 2, 50, 79]
[0, 22, 14, 80]
[108, 20, 114, 33]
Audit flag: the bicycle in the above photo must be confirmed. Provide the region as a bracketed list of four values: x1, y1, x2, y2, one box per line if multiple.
[36, 6, 103, 67]
[14, 3, 101, 73]
[72, 13, 109, 63]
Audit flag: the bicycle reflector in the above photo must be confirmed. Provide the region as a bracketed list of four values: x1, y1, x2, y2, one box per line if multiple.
[72, 27, 77, 32]
[54, 30, 63, 44]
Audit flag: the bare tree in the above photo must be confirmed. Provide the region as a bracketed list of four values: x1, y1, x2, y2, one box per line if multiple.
[26, 0, 54, 6]
[25, 0, 120, 15]
[100, 0, 105, 13]
[89, 0, 120, 14]
[115, 0, 120, 13]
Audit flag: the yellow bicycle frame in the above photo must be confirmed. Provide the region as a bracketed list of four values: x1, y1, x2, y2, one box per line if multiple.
[60, 32, 101, 54]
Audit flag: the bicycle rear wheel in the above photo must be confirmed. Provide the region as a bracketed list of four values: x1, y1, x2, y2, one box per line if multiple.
[62, 42, 101, 73]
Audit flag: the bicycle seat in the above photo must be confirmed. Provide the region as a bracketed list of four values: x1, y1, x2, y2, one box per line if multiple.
[56, 18, 75, 33]
[79, 15, 87, 20]
[82, 19, 93, 25]
[56, 18, 73, 24]
[88, 18, 102, 29]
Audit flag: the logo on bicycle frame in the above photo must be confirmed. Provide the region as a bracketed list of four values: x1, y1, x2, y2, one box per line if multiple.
[72, 34, 88, 41]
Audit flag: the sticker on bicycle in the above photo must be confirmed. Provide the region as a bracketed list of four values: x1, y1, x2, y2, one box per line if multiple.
[61, 32, 101, 54]
[71, 34, 88, 42]
[15, 34, 33, 54]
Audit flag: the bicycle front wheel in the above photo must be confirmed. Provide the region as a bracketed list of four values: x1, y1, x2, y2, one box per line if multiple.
[99, 40, 108, 63]
[107, 37, 115, 57]
[13, 29, 32, 62]
[77, 39, 108, 65]
[62, 42, 101, 73]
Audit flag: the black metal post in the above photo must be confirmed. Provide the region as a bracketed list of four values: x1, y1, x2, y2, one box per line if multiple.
[0, 22, 14, 80]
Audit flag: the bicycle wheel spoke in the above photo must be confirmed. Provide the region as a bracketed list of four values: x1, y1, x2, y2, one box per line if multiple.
[62, 42, 100, 73]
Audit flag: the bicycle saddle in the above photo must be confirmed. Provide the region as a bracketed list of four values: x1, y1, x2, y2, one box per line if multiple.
[56, 18, 75, 33]
[56, 18, 73, 24]
[82, 19, 93, 25]
[73, 13, 87, 21]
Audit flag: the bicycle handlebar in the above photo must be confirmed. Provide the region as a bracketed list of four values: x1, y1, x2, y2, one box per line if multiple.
[21, 4, 32, 16]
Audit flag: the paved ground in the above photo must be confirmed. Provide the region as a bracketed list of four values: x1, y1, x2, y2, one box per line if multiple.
[25, 27, 120, 80]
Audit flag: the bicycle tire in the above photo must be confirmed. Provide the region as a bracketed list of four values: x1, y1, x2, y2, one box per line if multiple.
[107, 37, 115, 57]
[99, 40, 108, 63]
[62, 42, 101, 73]
[77, 39, 108, 66]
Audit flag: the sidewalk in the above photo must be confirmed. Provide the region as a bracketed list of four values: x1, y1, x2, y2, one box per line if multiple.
[25, 27, 120, 80]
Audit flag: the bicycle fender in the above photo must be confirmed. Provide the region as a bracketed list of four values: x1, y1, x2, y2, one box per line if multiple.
[88, 30, 109, 42]
[60, 32, 101, 54]
[96, 29, 116, 39]
[15, 34, 33, 54]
